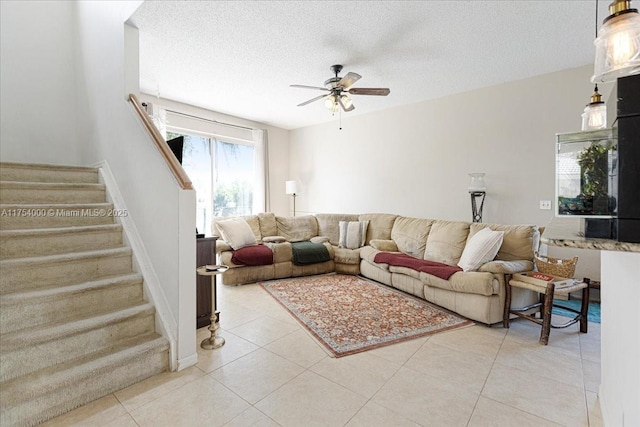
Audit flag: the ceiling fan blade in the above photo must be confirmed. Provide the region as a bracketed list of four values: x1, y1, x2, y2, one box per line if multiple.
[338, 72, 361, 89]
[348, 87, 390, 96]
[337, 95, 355, 112]
[297, 94, 329, 107]
[290, 84, 329, 91]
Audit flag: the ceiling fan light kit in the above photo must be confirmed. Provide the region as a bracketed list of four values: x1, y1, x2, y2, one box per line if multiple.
[291, 64, 390, 115]
[592, 0, 640, 82]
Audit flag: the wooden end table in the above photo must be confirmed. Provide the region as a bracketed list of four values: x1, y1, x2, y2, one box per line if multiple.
[196, 265, 229, 349]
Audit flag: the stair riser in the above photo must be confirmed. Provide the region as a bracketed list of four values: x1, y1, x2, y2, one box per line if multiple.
[1, 314, 156, 382]
[0, 229, 123, 259]
[0, 208, 114, 230]
[0, 254, 133, 293]
[0, 166, 98, 184]
[0, 346, 168, 427]
[0, 188, 106, 204]
[0, 280, 143, 334]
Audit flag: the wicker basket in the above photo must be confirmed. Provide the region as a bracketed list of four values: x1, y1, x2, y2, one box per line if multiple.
[534, 253, 578, 278]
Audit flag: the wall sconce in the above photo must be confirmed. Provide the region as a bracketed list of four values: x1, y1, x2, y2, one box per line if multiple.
[285, 180, 298, 217]
[468, 173, 486, 223]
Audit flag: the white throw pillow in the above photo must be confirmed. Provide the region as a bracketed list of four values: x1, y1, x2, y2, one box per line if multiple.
[338, 220, 369, 249]
[457, 227, 504, 272]
[216, 218, 257, 250]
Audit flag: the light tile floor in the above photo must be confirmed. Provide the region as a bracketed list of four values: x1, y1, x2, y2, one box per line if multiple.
[44, 281, 603, 427]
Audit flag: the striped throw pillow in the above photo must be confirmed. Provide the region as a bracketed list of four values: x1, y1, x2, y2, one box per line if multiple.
[457, 227, 504, 272]
[338, 220, 369, 249]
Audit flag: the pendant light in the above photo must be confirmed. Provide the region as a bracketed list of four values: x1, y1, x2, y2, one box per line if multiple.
[582, 85, 608, 130]
[592, 0, 640, 83]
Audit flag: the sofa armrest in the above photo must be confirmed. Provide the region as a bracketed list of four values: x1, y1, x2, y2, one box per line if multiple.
[478, 260, 534, 274]
[216, 240, 232, 253]
[370, 239, 399, 252]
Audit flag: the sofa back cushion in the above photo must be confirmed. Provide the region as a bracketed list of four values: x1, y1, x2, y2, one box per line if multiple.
[469, 223, 537, 261]
[213, 215, 261, 241]
[358, 213, 398, 244]
[257, 212, 278, 238]
[391, 217, 434, 259]
[315, 213, 359, 246]
[423, 220, 470, 266]
[276, 215, 318, 242]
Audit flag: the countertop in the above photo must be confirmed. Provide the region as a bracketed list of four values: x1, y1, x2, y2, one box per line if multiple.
[541, 218, 640, 252]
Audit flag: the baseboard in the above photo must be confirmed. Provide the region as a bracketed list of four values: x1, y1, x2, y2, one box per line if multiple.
[177, 353, 198, 371]
[93, 160, 178, 371]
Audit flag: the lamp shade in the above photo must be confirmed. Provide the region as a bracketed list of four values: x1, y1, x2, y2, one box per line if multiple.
[581, 85, 608, 130]
[468, 173, 487, 192]
[592, 0, 640, 83]
[285, 180, 298, 195]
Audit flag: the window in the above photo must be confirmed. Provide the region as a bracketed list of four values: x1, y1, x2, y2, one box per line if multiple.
[167, 131, 260, 234]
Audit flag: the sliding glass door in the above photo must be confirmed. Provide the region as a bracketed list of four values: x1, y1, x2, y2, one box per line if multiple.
[167, 131, 257, 234]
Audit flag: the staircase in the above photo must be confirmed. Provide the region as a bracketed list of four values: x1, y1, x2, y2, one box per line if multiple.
[0, 162, 170, 426]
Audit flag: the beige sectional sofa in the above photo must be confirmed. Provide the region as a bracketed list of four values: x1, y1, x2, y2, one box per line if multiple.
[212, 212, 539, 325]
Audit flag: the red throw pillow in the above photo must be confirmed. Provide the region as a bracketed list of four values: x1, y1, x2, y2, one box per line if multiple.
[231, 244, 273, 266]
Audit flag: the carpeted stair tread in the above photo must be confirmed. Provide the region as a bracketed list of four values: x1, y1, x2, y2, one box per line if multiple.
[0, 304, 157, 382]
[0, 334, 169, 425]
[0, 181, 106, 204]
[0, 302, 155, 351]
[0, 162, 98, 184]
[0, 273, 144, 335]
[0, 272, 142, 305]
[0, 224, 124, 259]
[0, 246, 131, 267]
[0, 202, 115, 230]
[0, 247, 134, 294]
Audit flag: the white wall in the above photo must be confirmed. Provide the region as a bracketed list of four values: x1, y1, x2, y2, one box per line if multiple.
[290, 65, 612, 280]
[139, 95, 290, 217]
[600, 251, 640, 426]
[73, 0, 197, 368]
[0, 1, 79, 165]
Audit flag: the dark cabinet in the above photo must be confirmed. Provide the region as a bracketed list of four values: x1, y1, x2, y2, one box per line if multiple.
[196, 237, 217, 328]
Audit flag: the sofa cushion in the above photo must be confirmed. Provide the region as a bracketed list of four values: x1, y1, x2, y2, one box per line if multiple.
[263, 235, 286, 243]
[370, 239, 399, 252]
[457, 227, 504, 272]
[315, 213, 359, 245]
[360, 246, 390, 271]
[215, 217, 258, 250]
[276, 215, 318, 242]
[374, 252, 462, 280]
[420, 270, 498, 296]
[470, 223, 537, 261]
[258, 212, 278, 238]
[423, 220, 470, 266]
[231, 244, 273, 266]
[311, 236, 330, 244]
[338, 220, 369, 249]
[358, 213, 398, 244]
[391, 217, 434, 259]
[333, 247, 361, 265]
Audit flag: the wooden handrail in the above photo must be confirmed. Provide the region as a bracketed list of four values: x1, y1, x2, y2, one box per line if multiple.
[128, 93, 193, 190]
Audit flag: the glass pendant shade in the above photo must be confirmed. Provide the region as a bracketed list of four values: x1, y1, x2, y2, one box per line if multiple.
[324, 95, 339, 113]
[592, 1, 640, 83]
[340, 95, 353, 109]
[468, 173, 487, 193]
[581, 85, 608, 130]
[582, 103, 608, 130]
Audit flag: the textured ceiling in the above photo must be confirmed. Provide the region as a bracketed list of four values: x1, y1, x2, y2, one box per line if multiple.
[128, 1, 608, 130]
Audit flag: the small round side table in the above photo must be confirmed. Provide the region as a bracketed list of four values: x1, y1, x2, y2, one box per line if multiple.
[196, 265, 229, 350]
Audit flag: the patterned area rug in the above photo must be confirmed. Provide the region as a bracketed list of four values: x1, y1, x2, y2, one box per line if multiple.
[260, 274, 473, 357]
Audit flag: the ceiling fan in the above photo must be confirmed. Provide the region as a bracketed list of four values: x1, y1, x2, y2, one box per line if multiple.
[290, 64, 390, 113]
